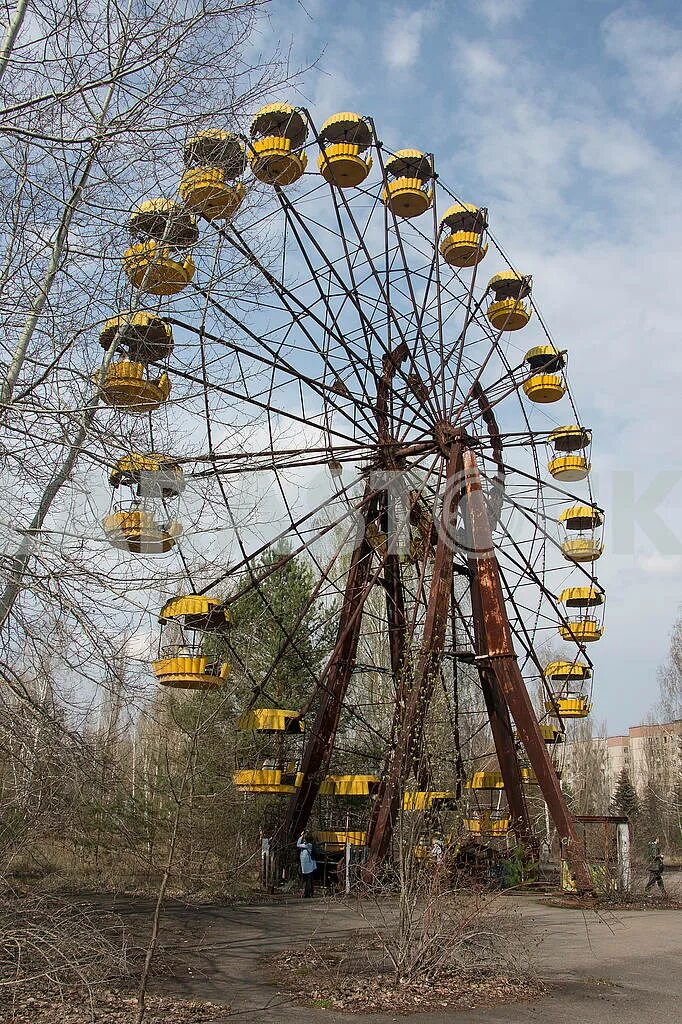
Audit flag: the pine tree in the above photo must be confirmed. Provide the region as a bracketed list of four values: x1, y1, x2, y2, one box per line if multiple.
[611, 766, 640, 821]
[228, 544, 335, 708]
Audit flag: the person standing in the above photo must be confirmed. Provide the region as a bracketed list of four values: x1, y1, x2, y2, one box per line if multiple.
[645, 836, 666, 896]
[297, 831, 317, 898]
[431, 834, 445, 866]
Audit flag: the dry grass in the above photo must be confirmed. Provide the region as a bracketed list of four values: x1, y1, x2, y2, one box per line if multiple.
[0, 892, 131, 993]
[0, 890, 231, 1022]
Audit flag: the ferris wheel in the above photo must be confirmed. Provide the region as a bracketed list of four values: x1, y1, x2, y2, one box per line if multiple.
[95, 103, 606, 890]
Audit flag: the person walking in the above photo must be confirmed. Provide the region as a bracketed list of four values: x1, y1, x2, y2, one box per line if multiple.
[645, 836, 666, 896]
[297, 830, 317, 898]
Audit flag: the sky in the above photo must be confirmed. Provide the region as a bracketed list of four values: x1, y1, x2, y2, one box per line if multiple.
[241, 0, 682, 735]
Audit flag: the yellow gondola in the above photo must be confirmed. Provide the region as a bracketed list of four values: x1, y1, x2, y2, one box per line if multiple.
[558, 585, 605, 608]
[249, 103, 308, 185]
[545, 659, 592, 683]
[128, 199, 199, 246]
[152, 594, 230, 689]
[98, 313, 174, 412]
[103, 453, 184, 553]
[560, 537, 603, 562]
[319, 774, 379, 798]
[514, 723, 566, 745]
[317, 112, 373, 187]
[486, 270, 532, 331]
[122, 199, 197, 295]
[122, 241, 196, 296]
[558, 504, 604, 563]
[403, 790, 456, 811]
[180, 170, 245, 221]
[183, 129, 247, 170]
[233, 766, 303, 795]
[539, 723, 565, 743]
[236, 708, 304, 733]
[99, 312, 173, 362]
[440, 203, 488, 267]
[465, 771, 504, 790]
[522, 345, 566, 403]
[547, 426, 591, 481]
[545, 695, 592, 719]
[102, 509, 181, 553]
[465, 815, 510, 836]
[548, 456, 590, 481]
[315, 830, 367, 851]
[544, 660, 593, 718]
[559, 620, 604, 643]
[234, 708, 305, 794]
[559, 505, 603, 531]
[109, 453, 184, 494]
[557, 585, 605, 643]
[180, 130, 247, 220]
[100, 359, 171, 413]
[382, 149, 432, 218]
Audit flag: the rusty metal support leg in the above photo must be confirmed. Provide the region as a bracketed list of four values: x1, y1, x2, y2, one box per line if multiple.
[462, 447, 591, 892]
[468, 545, 531, 843]
[283, 487, 378, 843]
[366, 545, 408, 843]
[364, 444, 463, 876]
[385, 549, 407, 688]
[477, 666, 533, 844]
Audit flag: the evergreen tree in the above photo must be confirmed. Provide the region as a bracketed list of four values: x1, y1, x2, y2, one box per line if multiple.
[157, 547, 335, 872]
[611, 766, 640, 820]
[228, 544, 334, 708]
[638, 787, 663, 850]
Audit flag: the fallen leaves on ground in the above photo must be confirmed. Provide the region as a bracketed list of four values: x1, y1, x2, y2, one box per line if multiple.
[269, 946, 543, 1015]
[545, 894, 682, 912]
[0, 986, 230, 1023]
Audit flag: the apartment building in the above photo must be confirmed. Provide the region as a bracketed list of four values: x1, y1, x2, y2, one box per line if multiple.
[562, 719, 682, 798]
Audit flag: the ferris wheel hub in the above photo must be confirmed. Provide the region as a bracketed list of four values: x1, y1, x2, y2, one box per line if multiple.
[432, 421, 462, 454]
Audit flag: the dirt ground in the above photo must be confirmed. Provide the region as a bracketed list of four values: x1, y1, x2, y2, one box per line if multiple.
[96, 878, 682, 1024]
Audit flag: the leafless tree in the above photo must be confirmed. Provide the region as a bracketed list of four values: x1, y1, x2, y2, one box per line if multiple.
[658, 610, 682, 722]
[0, 0, 307, 1012]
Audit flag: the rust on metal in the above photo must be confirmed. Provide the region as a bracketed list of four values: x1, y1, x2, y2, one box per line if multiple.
[364, 441, 464, 877]
[285, 342, 410, 846]
[462, 447, 592, 892]
[283, 485, 378, 842]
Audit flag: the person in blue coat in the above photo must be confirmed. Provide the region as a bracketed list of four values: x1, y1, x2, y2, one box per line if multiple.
[297, 831, 317, 898]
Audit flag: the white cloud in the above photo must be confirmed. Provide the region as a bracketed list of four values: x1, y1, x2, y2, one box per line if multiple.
[308, 67, 359, 122]
[635, 554, 682, 578]
[123, 628, 155, 660]
[383, 9, 428, 69]
[476, 0, 531, 29]
[603, 4, 682, 115]
[457, 41, 505, 81]
[576, 118, 659, 178]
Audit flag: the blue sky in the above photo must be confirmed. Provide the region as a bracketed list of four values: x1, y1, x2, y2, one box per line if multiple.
[247, 0, 682, 733]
